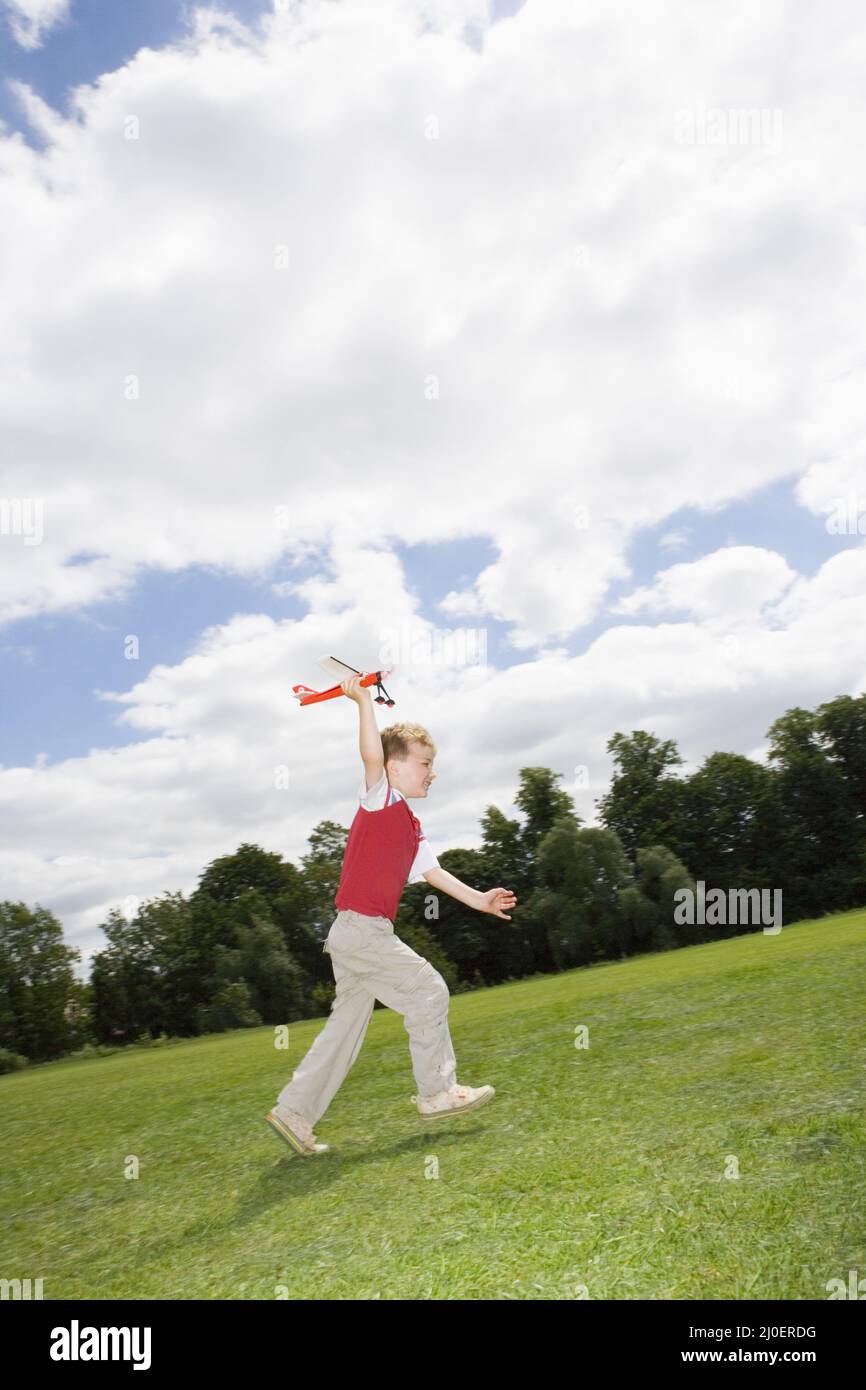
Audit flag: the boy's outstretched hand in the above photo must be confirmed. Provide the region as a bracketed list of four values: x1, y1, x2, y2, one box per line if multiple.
[480, 887, 517, 920]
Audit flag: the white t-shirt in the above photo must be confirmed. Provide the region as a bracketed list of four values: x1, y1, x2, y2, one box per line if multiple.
[357, 770, 440, 884]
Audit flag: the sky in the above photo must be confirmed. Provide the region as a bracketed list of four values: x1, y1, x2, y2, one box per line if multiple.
[1, 0, 864, 975]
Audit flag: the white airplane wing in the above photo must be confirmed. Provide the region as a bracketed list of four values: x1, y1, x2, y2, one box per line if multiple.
[317, 655, 361, 679]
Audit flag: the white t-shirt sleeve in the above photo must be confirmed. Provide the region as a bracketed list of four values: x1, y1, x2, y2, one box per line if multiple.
[358, 770, 390, 809]
[408, 835, 439, 883]
[356, 771, 440, 882]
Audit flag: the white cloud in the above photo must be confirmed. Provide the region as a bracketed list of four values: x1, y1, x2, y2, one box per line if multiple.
[614, 545, 797, 623]
[658, 530, 691, 551]
[1, 0, 70, 50]
[2, 0, 863, 647]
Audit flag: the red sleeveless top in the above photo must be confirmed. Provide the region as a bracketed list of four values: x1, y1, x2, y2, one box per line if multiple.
[334, 777, 422, 922]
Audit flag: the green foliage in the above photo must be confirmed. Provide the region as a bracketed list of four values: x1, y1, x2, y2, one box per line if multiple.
[0, 902, 82, 1061]
[89, 893, 198, 1044]
[210, 888, 308, 1023]
[310, 981, 336, 1015]
[597, 731, 686, 860]
[192, 842, 296, 905]
[531, 822, 633, 968]
[196, 981, 262, 1032]
[299, 821, 348, 935]
[599, 698, 866, 925]
[618, 845, 696, 953]
[679, 752, 782, 890]
[816, 693, 866, 814]
[513, 766, 580, 857]
[0, 1047, 28, 1073]
[765, 702, 866, 917]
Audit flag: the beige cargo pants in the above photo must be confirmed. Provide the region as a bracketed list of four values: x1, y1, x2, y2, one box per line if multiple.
[275, 908, 458, 1126]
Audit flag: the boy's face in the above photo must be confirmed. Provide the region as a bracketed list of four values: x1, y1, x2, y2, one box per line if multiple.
[387, 740, 436, 799]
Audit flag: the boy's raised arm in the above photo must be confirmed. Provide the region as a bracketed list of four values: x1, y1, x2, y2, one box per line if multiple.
[340, 676, 385, 787]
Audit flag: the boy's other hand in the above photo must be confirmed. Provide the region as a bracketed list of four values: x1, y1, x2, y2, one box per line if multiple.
[341, 676, 370, 703]
[480, 887, 517, 920]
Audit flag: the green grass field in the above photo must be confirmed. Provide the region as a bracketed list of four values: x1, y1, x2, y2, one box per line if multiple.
[3, 908, 865, 1300]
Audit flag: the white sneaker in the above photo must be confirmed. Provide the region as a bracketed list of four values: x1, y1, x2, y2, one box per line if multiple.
[265, 1105, 329, 1155]
[412, 1083, 495, 1118]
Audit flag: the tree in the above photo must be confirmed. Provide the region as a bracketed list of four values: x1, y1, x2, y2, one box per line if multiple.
[158, 891, 229, 1036]
[767, 706, 866, 919]
[618, 845, 696, 954]
[514, 767, 580, 858]
[0, 902, 82, 1061]
[192, 842, 295, 905]
[90, 890, 239, 1041]
[597, 731, 687, 860]
[299, 821, 349, 939]
[529, 821, 632, 969]
[194, 841, 322, 993]
[816, 694, 866, 823]
[680, 751, 782, 889]
[218, 889, 307, 1023]
[90, 902, 167, 1042]
[197, 981, 261, 1033]
[479, 804, 530, 897]
[272, 880, 320, 983]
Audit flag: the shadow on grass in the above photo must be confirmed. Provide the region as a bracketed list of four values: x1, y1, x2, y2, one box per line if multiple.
[244, 1118, 493, 1215]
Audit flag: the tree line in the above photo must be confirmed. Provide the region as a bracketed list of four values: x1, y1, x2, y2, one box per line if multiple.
[2, 693, 864, 1069]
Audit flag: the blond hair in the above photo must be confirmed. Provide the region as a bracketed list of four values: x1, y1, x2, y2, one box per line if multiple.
[381, 722, 437, 767]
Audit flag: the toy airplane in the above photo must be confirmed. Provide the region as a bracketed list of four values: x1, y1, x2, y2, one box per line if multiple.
[292, 655, 396, 707]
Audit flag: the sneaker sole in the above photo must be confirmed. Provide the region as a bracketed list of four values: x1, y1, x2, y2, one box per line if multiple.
[417, 1086, 495, 1119]
[265, 1109, 317, 1155]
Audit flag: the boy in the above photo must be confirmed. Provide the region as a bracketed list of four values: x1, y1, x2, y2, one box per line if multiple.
[265, 674, 517, 1156]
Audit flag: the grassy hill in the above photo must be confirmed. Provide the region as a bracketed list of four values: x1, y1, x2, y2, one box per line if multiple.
[2, 908, 865, 1299]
